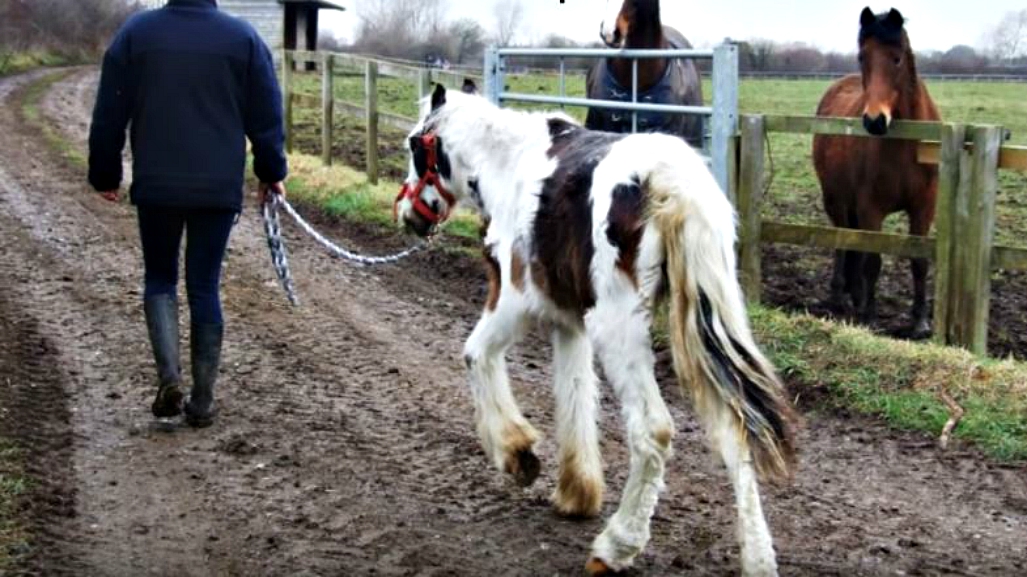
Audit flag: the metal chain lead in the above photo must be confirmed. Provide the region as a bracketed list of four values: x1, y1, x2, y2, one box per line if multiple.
[262, 195, 299, 306]
[261, 195, 428, 305]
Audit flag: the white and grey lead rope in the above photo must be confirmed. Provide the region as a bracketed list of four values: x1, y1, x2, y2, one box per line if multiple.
[261, 195, 427, 306]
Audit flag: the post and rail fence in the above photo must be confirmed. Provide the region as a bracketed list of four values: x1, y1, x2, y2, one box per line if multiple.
[736, 114, 1027, 354]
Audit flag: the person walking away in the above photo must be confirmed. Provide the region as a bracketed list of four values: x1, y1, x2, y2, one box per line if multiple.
[88, 0, 287, 427]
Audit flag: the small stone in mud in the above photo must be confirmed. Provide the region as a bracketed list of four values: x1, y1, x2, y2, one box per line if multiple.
[106, 391, 122, 400]
[387, 367, 400, 375]
[218, 435, 259, 456]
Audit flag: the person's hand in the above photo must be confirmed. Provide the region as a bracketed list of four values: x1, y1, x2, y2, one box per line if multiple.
[100, 190, 120, 202]
[259, 181, 286, 204]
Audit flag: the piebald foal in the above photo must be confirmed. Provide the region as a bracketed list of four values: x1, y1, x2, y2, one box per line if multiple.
[395, 83, 797, 575]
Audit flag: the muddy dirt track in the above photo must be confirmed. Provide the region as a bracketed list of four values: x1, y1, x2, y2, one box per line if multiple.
[1, 69, 1025, 576]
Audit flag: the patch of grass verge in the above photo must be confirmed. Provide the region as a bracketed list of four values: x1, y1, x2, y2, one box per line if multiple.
[0, 439, 30, 569]
[21, 69, 86, 168]
[285, 153, 479, 240]
[751, 307, 1027, 461]
[0, 51, 70, 78]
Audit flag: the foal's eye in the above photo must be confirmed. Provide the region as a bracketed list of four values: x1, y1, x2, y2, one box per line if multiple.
[857, 53, 865, 63]
[893, 56, 902, 66]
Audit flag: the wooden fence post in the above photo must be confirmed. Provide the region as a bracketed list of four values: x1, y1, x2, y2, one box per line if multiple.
[283, 50, 294, 154]
[932, 123, 965, 346]
[418, 68, 432, 101]
[321, 53, 335, 166]
[951, 125, 1002, 354]
[365, 61, 379, 185]
[737, 114, 765, 304]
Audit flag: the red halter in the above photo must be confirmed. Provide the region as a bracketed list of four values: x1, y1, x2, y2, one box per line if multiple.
[393, 133, 457, 226]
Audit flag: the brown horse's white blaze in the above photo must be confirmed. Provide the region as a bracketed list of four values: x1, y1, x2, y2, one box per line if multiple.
[813, 7, 940, 338]
[396, 83, 796, 575]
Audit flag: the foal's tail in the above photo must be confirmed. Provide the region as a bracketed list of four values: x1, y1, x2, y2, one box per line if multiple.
[648, 160, 797, 482]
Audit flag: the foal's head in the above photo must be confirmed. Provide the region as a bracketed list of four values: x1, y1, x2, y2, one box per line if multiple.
[600, 0, 662, 48]
[857, 7, 917, 135]
[395, 82, 477, 237]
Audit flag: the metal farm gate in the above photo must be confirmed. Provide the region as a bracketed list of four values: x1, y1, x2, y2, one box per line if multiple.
[482, 44, 739, 197]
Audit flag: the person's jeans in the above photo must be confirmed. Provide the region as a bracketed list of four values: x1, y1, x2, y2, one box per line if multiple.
[137, 206, 237, 325]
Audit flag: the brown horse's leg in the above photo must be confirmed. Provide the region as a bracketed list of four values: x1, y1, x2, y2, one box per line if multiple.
[908, 208, 933, 339]
[854, 205, 885, 325]
[828, 250, 848, 312]
[824, 198, 852, 313]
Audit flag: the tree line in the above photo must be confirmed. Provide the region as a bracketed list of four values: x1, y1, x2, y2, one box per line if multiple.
[341, 2, 1027, 77]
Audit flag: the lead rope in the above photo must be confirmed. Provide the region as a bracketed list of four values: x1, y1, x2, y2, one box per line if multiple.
[261, 194, 428, 306]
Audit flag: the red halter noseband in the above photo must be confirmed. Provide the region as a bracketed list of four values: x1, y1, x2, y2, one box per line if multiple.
[394, 133, 457, 226]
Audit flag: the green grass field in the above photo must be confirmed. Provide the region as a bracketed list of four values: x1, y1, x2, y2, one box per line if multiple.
[291, 69, 1027, 245]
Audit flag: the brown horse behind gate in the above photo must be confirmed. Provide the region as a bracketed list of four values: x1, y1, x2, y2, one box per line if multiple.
[813, 7, 940, 338]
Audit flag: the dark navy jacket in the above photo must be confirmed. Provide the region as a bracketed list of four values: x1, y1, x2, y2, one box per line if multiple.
[88, 0, 287, 211]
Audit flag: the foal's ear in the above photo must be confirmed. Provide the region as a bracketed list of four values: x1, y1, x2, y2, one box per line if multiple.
[884, 8, 904, 28]
[461, 78, 478, 94]
[431, 83, 447, 111]
[859, 6, 875, 27]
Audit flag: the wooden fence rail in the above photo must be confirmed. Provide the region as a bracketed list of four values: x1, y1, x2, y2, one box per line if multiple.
[282, 50, 462, 183]
[737, 114, 1027, 355]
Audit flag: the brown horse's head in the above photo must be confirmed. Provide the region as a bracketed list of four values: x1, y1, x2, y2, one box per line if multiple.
[857, 7, 916, 135]
[601, 0, 661, 48]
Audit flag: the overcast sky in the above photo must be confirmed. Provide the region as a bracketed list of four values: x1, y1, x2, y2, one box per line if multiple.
[320, 0, 1024, 54]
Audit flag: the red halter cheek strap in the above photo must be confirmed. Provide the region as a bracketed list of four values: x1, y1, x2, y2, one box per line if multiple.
[393, 133, 457, 226]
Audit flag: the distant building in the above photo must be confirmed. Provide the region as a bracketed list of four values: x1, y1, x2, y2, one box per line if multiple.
[137, 0, 345, 51]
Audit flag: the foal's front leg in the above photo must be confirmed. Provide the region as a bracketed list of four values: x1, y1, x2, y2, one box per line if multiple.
[584, 299, 674, 573]
[551, 325, 604, 518]
[463, 301, 540, 486]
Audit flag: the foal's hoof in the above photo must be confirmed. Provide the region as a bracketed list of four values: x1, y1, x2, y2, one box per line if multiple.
[584, 557, 615, 576]
[151, 383, 184, 418]
[505, 448, 541, 487]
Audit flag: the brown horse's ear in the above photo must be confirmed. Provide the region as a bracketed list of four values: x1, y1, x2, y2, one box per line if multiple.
[884, 8, 904, 28]
[431, 83, 447, 111]
[461, 78, 478, 94]
[860, 7, 875, 27]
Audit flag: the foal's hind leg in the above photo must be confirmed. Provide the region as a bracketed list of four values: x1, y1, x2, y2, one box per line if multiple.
[551, 326, 604, 518]
[698, 401, 778, 576]
[583, 298, 674, 573]
[463, 300, 540, 486]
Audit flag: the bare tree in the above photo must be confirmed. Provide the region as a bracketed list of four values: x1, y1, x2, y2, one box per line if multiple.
[985, 9, 1027, 61]
[451, 18, 487, 65]
[493, 0, 524, 46]
[749, 38, 776, 72]
[0, 0, 141, 59]
[354, 0, 448, 59]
